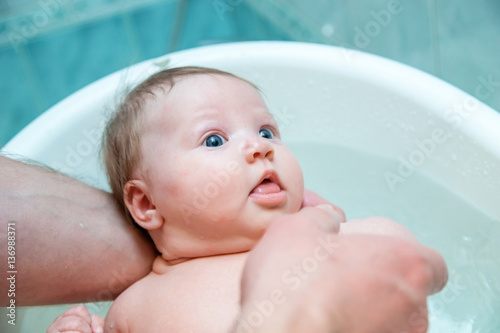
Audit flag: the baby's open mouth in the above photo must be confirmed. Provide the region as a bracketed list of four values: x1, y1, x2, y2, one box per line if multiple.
[249, 174, 286, 208]
[251, 178, 281, 195]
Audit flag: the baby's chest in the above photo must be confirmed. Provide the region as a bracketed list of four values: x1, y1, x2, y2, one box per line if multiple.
[133, 255, 246, 332]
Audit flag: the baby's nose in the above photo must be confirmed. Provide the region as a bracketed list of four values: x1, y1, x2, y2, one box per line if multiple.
[245, 137, 274, 163]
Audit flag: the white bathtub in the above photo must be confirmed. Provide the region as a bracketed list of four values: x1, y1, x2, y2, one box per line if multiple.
[2, 41, 500, 332]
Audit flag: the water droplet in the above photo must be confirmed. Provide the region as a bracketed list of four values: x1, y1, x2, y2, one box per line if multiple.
[321, 23, 335, 37]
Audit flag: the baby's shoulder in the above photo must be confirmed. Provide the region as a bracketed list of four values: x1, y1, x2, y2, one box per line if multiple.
[104, 273, 171, 332]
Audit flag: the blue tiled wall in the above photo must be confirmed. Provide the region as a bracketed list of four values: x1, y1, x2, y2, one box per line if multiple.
[436, 1, 500, 108]
[250, 0, 500, 114]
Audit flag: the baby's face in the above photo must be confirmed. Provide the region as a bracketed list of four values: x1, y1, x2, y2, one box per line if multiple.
[138, 74, 304, 259]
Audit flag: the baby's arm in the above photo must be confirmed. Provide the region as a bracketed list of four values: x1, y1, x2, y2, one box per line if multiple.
[103, 297, 130, 333]
[46, 305, 104, 333]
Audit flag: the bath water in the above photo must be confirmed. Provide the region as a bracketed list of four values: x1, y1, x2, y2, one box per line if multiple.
[1, 143, 498, 332]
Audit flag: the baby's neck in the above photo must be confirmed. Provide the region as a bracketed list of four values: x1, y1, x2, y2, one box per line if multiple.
[149, 228, 259, 264]
[152, 251, 249, 274]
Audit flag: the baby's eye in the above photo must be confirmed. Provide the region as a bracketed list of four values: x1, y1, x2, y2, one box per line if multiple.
[204, 134, 226, 147]
[259, 128, 274, 139]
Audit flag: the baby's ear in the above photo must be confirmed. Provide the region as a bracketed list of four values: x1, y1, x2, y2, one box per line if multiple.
[124, 180, 163, 230]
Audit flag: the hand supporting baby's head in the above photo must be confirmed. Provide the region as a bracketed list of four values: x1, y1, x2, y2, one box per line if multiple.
[103, 67, 304, 262]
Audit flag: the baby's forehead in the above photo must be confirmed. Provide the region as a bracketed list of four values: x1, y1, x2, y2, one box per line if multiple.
[156, 73, 262, 107]
[142, 72, 273, 127]
[174, 72, 258, 91]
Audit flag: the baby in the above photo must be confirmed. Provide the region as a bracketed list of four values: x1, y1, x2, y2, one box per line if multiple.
[49, 66, 417, 333]
[104, 66, 305, 332]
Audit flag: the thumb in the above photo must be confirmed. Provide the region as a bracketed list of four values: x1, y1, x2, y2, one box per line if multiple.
[310, 204, 343, 233]
[280, 205, 342, 235]
[302, 189, 346, 222]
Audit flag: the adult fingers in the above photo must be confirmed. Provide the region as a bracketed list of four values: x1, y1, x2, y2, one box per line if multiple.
[422, 246, 448, 295]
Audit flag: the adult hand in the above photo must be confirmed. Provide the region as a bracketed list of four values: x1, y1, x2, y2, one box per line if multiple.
[236, 205, 448, 333]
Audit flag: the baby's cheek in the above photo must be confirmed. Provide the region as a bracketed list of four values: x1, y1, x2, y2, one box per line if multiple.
[292, 191, 304, 213]
[293, 168, 305, 211]
[286, 184, 304, 214]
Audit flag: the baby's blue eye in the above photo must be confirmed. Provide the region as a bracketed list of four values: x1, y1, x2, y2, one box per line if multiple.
[204, 134, 226, 147]
[259, 128, 274, 139]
